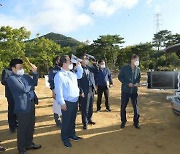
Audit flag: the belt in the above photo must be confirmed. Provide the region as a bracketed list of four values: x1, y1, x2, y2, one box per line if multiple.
[64, 100, 77, 103]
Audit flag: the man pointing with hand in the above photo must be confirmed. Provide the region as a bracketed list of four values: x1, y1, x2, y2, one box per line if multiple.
[7, 59, 41, 154]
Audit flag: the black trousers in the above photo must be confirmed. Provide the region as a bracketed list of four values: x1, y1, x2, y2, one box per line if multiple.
[80, 87, 94, 126]
[121, 92, 140, 124]
[6, 95, 17, 129]
[97, 85, 110, 110]
[61, 101, 78, 143]
[16, 102, 35, 152]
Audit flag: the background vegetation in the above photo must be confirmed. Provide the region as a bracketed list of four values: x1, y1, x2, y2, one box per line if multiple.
[0, 26, 179, 77]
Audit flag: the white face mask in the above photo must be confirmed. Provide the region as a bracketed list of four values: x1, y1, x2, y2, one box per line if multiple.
[100, 64, 105, 68]
[134, 61, 139, 67]
[68, 64, 73, 70]
[17, 69, 25, 76]
[85, 60, 89, 65]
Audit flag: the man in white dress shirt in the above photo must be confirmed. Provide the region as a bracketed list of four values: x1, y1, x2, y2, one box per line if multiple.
[54, 55, 83, 148]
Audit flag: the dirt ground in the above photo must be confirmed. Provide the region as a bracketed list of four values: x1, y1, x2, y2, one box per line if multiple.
[0, 75, 180, 154]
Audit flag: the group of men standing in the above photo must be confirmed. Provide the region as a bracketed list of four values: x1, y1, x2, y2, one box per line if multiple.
[78, 55, 113, 129]
[48, 54, 114, 148]
[50, 53, 141, 148]
[0, 53, 141, 152]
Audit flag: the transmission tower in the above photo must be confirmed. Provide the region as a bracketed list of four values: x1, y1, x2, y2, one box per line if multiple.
[154, 13, 162, 34]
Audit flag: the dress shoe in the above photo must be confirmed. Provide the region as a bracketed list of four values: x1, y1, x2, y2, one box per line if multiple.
[63, 141, 72, 148]
[83, 125, 87, 129]
[88, 121, 96, 125]
[96, 109, 101, 112]
[105, 108, 111, 112]
[120, 122, 126, 128]
[69, 136, 82, 141]
[26, 143, 41, 150]
[0, 146, 6, 152]
[134, 123, 140, 129]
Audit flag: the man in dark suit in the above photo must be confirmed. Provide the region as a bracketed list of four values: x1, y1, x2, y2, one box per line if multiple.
[95, 59, 113, 112]
[1, 67, 18, 132]
[118, 54, 141, 129]
[78, 55, 96, 129]
[7, 59, 41, 154]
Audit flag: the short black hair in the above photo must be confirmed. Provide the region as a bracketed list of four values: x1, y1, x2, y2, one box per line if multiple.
[131, 54, 139, 60]
[9, 59, 23, 68]
[53, 55, 61, 65]
[59, 55, 69, 67]
[98, 59, 105, 64]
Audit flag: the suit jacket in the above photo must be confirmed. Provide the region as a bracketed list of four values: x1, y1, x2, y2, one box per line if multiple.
[95, 67, 113, 87]
[118, 64, 141, 93]
[7, 72, 38, 114]
[1, 68, 13, 98]
[48, 65, 61, 90]
[78, 66, 96, 95]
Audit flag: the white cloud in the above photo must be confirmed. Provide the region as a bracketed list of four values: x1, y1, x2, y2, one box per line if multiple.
[0, 0, 93, 36]
[36, 0, 93, 33]
[147, 0, 153, 5]
[0, 0, 140, 36]
[89, 0, 138, 16]
[0, 14, 35, 33]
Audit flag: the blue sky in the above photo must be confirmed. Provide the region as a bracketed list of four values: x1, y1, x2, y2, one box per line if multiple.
[0, 0, 180, 46]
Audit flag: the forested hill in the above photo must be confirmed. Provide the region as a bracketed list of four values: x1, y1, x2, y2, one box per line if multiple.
[38, 32, 82, 47]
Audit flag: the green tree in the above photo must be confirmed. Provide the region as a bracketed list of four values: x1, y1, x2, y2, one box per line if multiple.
[75, 44, 93, 58]
[152, 30, 171, 50]
[0, 26, 30, 72]
[166, 33, 180, 47]
[116, 43, 154, 71]
[25, 37, 62, 77]
[92, 35, 124, 68]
